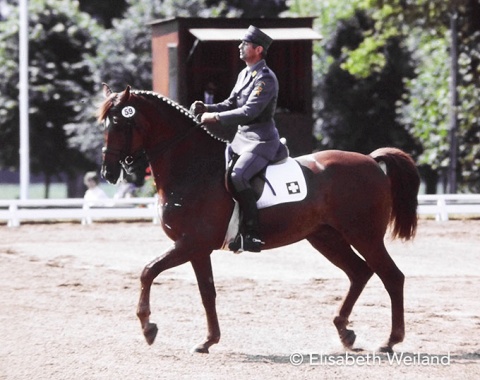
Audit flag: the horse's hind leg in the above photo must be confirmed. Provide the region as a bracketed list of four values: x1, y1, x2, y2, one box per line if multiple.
[190, 254, 221, 354]
[353, 240, 405, 353]
[307, 226, 374, 349]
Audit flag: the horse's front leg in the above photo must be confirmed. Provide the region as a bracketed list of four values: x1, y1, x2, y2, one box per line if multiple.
[190, 254, 220, 353]
[136, 243, 193, 345]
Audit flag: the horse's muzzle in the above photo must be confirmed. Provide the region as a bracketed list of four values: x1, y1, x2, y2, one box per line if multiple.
[101, 163, 121, 184]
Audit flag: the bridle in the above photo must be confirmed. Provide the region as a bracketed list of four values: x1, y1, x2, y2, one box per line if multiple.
[102, 108, 144, 172]
[102, 106, 204, 171]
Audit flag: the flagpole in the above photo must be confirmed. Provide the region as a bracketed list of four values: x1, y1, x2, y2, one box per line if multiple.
[448, 10, 458, 194]
[19, 0, 30, 199]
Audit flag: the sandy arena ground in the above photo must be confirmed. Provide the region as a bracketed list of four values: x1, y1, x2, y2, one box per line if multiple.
[0, 219, 479, 379]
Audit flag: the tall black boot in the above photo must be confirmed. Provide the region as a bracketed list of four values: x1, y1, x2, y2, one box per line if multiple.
[229, 188, 264, 252]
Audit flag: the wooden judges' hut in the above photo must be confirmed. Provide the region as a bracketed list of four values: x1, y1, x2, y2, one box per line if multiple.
[150, 17, 322, 156]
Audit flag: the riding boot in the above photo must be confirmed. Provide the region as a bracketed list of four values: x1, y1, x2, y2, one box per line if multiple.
[229, 188, 264, 253]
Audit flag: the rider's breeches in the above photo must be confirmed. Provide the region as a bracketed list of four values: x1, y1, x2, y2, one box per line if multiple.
[230, 152, 268, 192]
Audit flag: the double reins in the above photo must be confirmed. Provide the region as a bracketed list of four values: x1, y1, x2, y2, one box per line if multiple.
[143, 121, 205, 163]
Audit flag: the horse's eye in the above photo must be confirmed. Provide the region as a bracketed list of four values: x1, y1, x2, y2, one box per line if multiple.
[112, 116, 119, 125]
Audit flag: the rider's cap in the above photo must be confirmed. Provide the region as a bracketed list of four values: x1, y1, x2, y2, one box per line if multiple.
[242, 25, 273, 50]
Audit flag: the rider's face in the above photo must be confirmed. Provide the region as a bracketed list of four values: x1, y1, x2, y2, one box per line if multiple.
[239, 41, 260, 63]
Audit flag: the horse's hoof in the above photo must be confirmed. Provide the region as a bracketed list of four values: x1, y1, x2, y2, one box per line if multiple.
[378, 345, 393, 354]
[190, 344, 209, 354]
[342, 329, 357, 348]
[143, 322, 158, 345]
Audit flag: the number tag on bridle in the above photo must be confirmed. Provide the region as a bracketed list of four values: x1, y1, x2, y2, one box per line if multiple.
[122, 106, 136, 118]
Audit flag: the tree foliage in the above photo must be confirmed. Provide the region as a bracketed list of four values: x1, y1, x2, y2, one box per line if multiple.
[0, 0, 101, 193]
[317, 11, 420, 155]
[78, 0, 128, 28]
[288, 0, 480, 191]
[362, 0, 480, 191]
[206, 0, 288, 17]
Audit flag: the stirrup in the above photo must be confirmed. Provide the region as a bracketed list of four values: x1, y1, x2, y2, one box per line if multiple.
[228, 233, 264, 253]
[245, 234, 264, 252]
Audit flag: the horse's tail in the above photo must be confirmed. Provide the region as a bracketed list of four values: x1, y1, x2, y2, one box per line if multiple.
[370, 147, 420, 240]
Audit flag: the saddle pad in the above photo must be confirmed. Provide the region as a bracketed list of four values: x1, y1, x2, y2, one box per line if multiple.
[256, 157, 307, 209]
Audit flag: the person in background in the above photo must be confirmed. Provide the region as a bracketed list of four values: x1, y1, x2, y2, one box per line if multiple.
[203, 81, 217, 104]
[83, 171, 108, 202]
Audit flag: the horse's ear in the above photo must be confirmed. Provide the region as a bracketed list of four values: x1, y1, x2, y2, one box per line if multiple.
[117, 85, 131, 103]
[102, 83, 112, 98]
[121, 85, 131, 102]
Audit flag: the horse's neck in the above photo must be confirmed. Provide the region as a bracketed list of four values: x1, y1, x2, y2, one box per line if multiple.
[147, 123, 226, 195]
[135, 94, 226, 196]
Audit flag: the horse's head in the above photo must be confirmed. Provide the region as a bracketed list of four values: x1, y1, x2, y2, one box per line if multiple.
[97, 83, 228, 185]
[97, 84, 145, 184]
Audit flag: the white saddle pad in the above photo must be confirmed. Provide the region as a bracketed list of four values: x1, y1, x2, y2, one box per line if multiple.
[256, 157, 307, 209]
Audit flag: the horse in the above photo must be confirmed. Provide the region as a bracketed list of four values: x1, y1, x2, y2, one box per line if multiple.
[97, 84, 420, 354]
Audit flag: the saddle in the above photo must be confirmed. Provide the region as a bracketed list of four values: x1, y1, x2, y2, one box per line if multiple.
[226, 155, 308, 207]
[221, 148, 309, 251]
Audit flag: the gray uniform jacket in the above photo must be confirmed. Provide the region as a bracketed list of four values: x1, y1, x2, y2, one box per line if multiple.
[207, 59, 284, 161]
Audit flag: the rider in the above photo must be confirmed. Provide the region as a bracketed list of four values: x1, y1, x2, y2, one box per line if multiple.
[190, 25, 287, 252]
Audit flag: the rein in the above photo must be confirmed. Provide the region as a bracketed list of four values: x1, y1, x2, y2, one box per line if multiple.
[103, 90, 213, 170]
[109, 120, 205, 171]
[144, 122, 205, 162]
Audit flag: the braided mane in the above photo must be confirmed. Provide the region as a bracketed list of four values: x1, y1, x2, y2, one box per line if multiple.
[96, 88, 228, 143]
[132, 89, 198, 123]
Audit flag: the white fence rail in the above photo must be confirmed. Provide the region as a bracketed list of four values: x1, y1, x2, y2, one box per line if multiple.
[417, 194, 480, 222]
[0, 197, 160, 227]
[0, 194, 479, 227]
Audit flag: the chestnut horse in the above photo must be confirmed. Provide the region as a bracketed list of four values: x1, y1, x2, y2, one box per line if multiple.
[97, 84, 420, 354]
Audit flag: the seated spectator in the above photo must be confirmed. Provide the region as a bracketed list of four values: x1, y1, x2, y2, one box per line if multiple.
[83, 171, 108, 202]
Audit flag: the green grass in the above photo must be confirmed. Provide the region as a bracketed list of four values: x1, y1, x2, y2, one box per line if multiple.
[0, 183, 68, 199]
[0, 183, 118, 199]
[0, 181, 149, 200]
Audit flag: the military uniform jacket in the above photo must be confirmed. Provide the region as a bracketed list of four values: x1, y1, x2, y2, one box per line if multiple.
[207, 59, 281, 161]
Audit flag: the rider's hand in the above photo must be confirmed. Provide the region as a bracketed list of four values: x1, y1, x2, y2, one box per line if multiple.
[201, 112, 220, 124]
[189, 101, 207, 116]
